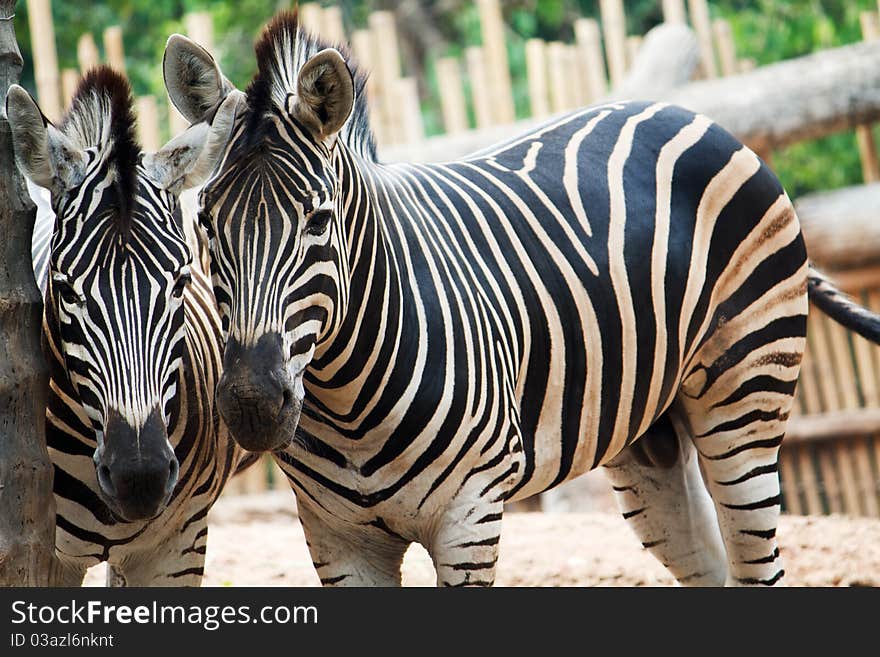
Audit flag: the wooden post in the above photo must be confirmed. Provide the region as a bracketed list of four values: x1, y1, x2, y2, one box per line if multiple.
[574, 18, 607, 103]
[351, 28, 386, 146]
[26, 0, 61, 121]
[525, 39, 549, 119]
[625, 35, 643, 71]
[61, 68, 79, 108]
[466, 46, 493, 129]
[103, 26, 125, 74]
[299, 2, 324, 38]
[599, 0, 627, 88]
[136, 96, 160, 152]
[0, 1, 56, 586]
[396, 77, 424, 144]
[857, 11, 880, 183]
[547, 41, 571, 114]
[435, 57, 469, 134]
[662, 0, 687, 24]
[476, 0, 515, 124]
[688, 0, 718, 78]
[77, 33, 100, 73]
[369, 11, 402, 145]
[322, 6, 346, 46]
[185, 12, 214, 54]
[713, 18, 738, 77]
[738, 58, 756, 73]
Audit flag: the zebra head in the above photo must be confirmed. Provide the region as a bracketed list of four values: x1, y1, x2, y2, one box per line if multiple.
[6, 68, 230, 521]
[164, 12, 358, 452]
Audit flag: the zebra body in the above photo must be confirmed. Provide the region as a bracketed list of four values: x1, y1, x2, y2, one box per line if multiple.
[10, 69, 239, 586]
[167, 13, 813, 586]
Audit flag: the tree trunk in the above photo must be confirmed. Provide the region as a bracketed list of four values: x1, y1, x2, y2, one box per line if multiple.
[794, 183, 880, 271]
[0, 0, 55, 587]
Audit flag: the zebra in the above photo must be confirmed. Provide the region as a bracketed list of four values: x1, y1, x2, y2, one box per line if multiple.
[163, 11, 880, 587]
[6, 67, 241, 586]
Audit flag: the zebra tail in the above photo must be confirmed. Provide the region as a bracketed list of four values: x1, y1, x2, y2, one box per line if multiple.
[808, 265, 880, 344]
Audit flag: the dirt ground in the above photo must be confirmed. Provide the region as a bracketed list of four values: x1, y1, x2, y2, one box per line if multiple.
[83, 487, 880, 586]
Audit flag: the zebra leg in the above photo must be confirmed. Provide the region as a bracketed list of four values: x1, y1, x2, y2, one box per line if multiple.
[603, 413, 727, 586]
[676, 343, 802, 586]
[298, 501, 409, 586]
[428, 497, 503, 587]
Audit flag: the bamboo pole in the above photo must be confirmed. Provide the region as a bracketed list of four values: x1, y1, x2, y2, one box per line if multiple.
[625, 35, 642, 72]
[574, 18, 607, 103]
[465, 46, 493, 130]
[77, 33, 100, 73]
[185, 12, 215, 54]
[547, 41, 571, 114]
[599, 0, 627, 88]
[688, 0, 718, 78]
[103, 26, 125, 74]
[26, 0, 61, 121]
[322, 6, 347, 46]
[396, 77, 424, 144]
[351, 28, 386, 145]
[136, 96, 161, 153]
[525, 39, 549, 119]
[477, 0, 515, 124]
[299, 2, 324, 38]
[857, 11, 880, 183]
[713, 18, 738, 77]
[368, 11, 402, 145]
[662, 0, 687, 24]
[61, 68, 79, 108]
[435, 57, 469, 134]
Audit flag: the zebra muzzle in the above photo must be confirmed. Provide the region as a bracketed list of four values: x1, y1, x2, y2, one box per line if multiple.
[217, 334, 301, 452]
[94, 408, 178, 522]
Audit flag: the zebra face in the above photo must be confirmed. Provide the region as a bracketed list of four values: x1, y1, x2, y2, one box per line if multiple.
[164, 29, 355, 452]
[7, 71, 229, 521]
[199, 112, 347, 453]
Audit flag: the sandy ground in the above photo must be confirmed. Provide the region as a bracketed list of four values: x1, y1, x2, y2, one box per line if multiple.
[83, 487, 880, 587]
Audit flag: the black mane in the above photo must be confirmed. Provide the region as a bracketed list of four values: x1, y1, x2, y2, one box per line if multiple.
[246, 10, 376, 161]
[62, 66, 141, 232]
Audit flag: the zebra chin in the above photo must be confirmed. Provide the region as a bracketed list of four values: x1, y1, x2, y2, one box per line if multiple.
[93, 407, 179, 522]
[216, 333, 302, 453]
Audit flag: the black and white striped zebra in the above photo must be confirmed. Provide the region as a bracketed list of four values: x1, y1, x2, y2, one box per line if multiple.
[6, 68, 241, 586]
[164, 12, 880, 587]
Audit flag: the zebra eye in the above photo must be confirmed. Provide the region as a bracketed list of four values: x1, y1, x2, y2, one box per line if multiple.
[172, 273, 192, 299]
[306, 209, 333, 236]
[56, 281, 82, 307]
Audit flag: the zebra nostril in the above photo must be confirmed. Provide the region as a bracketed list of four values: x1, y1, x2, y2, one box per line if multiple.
[166, 458, 179, 494]
[279, 387, 294, 418]
[97, 464, 115, 496]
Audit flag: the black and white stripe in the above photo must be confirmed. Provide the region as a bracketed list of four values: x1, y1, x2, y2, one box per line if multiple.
[15, 68, 240, 586]
[166, 11, 875, 587]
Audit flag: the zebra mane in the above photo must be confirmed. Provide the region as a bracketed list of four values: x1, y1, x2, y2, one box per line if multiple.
[246, 10, 376, 161]
[61, 66, 141, 232]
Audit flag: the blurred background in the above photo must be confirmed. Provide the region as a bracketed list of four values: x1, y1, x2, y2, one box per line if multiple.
[13, 1, 880, 197]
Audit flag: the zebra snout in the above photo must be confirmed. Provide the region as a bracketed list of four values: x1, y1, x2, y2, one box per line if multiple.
[217, 334, 301, 452]
[95, 409, 178, 522]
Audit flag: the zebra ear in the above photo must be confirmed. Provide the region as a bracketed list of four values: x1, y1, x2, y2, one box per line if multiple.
[142, 91, 242, 193]
[5, 84, 86, 194]
[164, 34, 235, 124]
[294, 48, 354, 144]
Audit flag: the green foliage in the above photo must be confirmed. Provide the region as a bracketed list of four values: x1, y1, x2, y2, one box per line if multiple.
[12, 1, 880, 195]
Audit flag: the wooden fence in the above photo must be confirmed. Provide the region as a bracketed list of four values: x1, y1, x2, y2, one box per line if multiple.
[21, 0, 880, 514]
